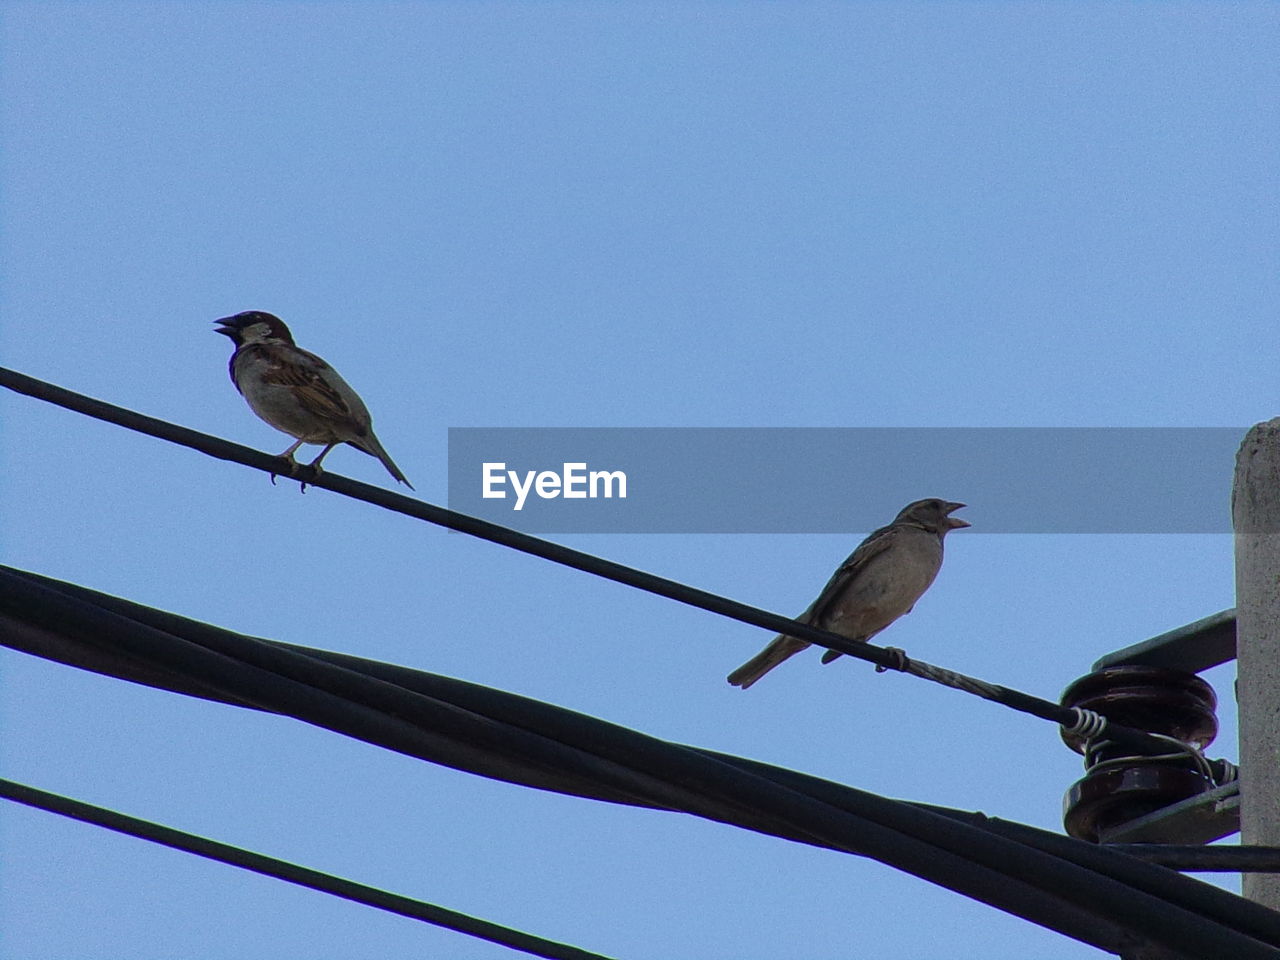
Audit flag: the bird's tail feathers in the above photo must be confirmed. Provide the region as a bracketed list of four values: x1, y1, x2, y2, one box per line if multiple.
[352, 433, 414, 489]
[726, 635, 809, 689]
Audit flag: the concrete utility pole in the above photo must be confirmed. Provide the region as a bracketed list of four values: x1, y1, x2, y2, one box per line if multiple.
[1233, 419, 1280, 910]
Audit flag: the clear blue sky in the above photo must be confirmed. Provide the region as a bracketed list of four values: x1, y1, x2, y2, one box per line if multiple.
[1, 3, 1276, 958]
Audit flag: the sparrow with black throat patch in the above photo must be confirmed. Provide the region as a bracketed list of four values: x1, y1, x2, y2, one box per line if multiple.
[727, 498, 968, 689]
[214, 311, 413, 489]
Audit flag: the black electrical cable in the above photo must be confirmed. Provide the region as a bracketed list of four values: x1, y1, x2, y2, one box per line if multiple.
[1109, 846, 1280, 873]
[0, 779, 616, 960]
[0, 367, 1209, 762]
[720, 758, 1280, 949]
[4, 566, 1278, 959]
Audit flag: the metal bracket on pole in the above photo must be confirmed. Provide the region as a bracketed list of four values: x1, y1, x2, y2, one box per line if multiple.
[1097, 780, 1240, 845]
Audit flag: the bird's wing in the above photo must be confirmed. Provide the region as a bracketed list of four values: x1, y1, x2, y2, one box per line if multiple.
[728, 522, 901, 687]
[256, 344, 359, 426]
[805, 522, 901, 625]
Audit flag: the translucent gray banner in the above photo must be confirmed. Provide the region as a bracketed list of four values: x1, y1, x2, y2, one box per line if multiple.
[446, 428, 1244, 533]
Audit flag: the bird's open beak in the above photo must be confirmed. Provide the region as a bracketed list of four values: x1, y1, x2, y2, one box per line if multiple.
[944, 502, 970, 529]
[213, 317, 237, 338]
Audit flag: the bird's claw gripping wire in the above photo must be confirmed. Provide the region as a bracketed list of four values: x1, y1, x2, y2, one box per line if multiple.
[269, 453, 314, 493]
[875, 646, 909, 673]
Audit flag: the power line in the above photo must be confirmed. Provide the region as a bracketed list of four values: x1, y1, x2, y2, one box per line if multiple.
[5, 565, 1279, 959]
[0, 778, 616, 960]
[0, 367, 1227, 767]
[1110, 845, 1280, 873]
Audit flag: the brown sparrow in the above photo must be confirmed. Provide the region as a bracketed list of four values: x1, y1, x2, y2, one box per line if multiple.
[214, 311, 413, 488]
[727, 498, 968, 688]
